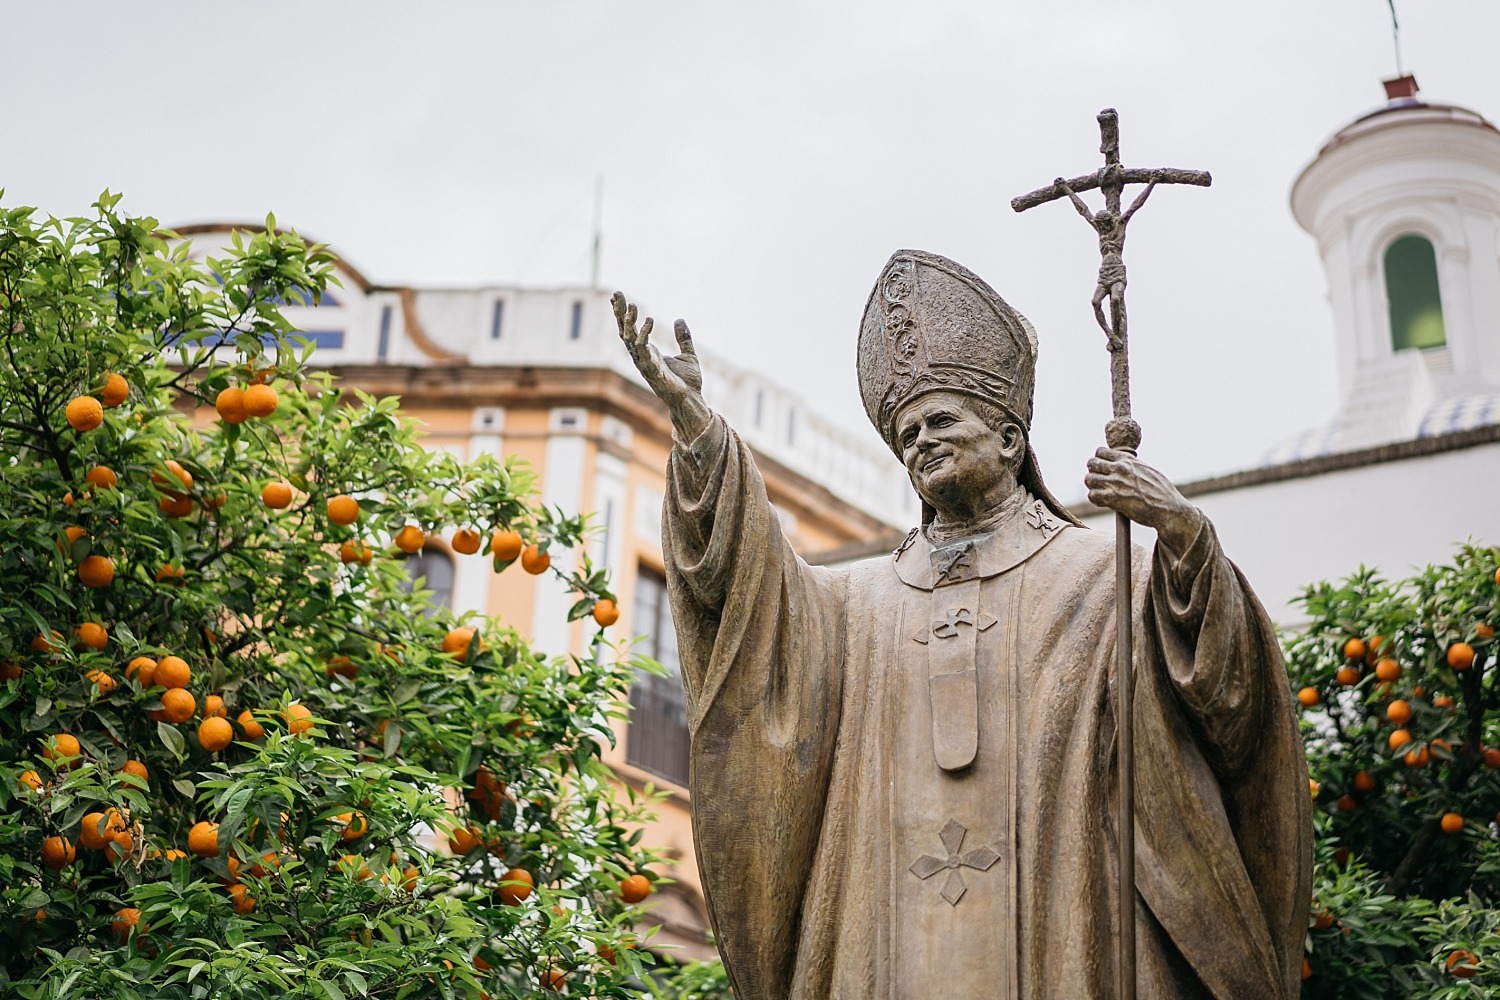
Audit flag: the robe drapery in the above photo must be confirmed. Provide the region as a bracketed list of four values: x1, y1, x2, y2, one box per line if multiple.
[664, 416, 1311, 1000]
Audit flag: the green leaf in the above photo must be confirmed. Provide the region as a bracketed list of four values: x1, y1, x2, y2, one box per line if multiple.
[157, 722, 186, 759]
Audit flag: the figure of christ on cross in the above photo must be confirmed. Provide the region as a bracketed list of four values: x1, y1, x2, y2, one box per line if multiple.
[1055, 172, 1159, 350]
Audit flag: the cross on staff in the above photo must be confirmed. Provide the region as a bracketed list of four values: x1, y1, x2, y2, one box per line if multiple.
[1010, 108, 1210, 1000]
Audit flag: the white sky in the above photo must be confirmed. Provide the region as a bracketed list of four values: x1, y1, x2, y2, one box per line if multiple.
[4, 0, 1496, 503]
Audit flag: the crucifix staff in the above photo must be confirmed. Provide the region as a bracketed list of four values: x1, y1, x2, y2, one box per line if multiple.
[1011, 107, 1210, 1000]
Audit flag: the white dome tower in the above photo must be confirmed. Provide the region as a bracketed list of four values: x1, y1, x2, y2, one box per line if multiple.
[1272, 76, 1500, 461]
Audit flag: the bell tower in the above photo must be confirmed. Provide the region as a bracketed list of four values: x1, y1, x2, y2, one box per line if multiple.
[1284, 76, 1500, 456]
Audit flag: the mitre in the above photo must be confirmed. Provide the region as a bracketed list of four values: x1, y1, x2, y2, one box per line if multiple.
[857, 249, 1080, 526]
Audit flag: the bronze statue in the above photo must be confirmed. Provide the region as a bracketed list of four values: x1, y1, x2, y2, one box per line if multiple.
[613, 246, 1310, 998]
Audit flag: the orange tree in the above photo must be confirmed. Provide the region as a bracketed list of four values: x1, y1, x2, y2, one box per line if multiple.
[1287, 543, 1500, 999]
[0, 194, 670, 998]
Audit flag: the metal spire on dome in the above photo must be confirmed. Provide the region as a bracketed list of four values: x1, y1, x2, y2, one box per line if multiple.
[1385, 0, 1404, 78]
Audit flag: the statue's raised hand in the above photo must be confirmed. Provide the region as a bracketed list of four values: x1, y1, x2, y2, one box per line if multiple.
[612, 291, 711, 439]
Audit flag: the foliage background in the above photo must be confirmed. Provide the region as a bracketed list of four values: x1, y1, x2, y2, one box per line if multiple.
[0, 196, 696, 998]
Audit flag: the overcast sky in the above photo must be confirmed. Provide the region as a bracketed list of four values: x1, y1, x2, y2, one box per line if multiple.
[4, 1, 1495, 503]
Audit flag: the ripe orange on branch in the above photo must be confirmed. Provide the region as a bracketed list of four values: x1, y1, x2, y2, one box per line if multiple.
[1374, 658, 1402, 682]
[198, 716, 234, 751]
[65, 395, 103, 431]
[43, 733, 81, 763]
[1343, 636, 1367, 661]
[284, 703, 314, 735]
[452, 528, 482, 554]
[261, 482, 293, 509]
[74, 621, 108, 650]
[237, 709, 266, 740]
[1335, 666, 1361, 687]
[499, 867, 534, 905]
[85, 465, 118, 490]
[491, 528, 523, 562]
[154, 655, 191, 688]
[126, 657, 157, 686]
[1448, 642, 1476, 670]
[1386, 700, 1413, 726]
[619, 873, 652, 903]
[40, 836, 74, 869]
[326, 494, 360, 525]
[1448, 950, 1480, 978]
[442, 626, 481, 663]
[215, 386, 249, 423]
[520, 544, 550, 575]
[592, 599, 620, 627]
[160, 687, 197, 723]
[241, 383, 279, 417]
[188, 821, 220, 857]
[1441, 812, 1465, 834]
[78, 554, 115, 587]
[394, 525, 425, 554]
[1389, 728, 1413, 751]
[99, 373, 129, 407]
[152, 459, 193, 494]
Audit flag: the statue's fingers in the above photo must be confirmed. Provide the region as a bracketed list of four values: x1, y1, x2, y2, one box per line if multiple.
[610, 291, 628, 327]
[639, 316, 654, 349]
[674, 319, 696, 357]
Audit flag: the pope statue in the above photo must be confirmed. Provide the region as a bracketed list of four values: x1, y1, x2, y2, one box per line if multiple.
[612, 249, 1311, 1000]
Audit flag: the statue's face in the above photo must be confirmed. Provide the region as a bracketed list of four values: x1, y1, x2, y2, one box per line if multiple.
[895, 392, 1021, 515]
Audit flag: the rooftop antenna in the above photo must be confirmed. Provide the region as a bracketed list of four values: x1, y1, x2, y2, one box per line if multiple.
[1385, 0, 1404, 78]
[590, 175, 604, 289]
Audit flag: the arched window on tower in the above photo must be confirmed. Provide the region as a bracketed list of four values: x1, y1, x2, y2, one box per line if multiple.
[1384, 234, 1447, 352]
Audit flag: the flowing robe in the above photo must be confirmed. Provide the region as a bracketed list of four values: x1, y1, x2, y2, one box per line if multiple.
[665, 415, 1311, 1000]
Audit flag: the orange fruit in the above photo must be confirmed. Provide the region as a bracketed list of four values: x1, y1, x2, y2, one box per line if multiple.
[499, 867, 534, 905]
[1405, 747, 1431, 768]
[1448, 642, 1476, 670]
[1364, 634, 1386, 665]
[452, 528, 482, 554]
[156, 563, 185, 583]
[402, 865, 420, 892]
[1342, 637, 1367, 661]
[87, 669, 117, 694]
[154, 655, 191, 689]
[107, 829, 134, 860]
[394, 525, 425, 554]
[120, 759, 149, 783]
[1441, 812, 1464, 834]
[65, 395, 104, 431]
[85, 465, 118, 490]
[32, 630, 63, 654]
[442, 626, 481, 663]
[160, 687, 197, 723]
[78, 554, 115, 587]
[1374, 658, 1402, 682]
[203, 694, 226, 718]
[285, 703, 314, 735]
[338, 540, 373, 564]
[1495, 568, 1500, 587]
[44, 733, 81, 763]
[215, 386, 249, 424]
[1335, 794, 1356, 813]
[339, 854, 373, 880]
[325, 654, 358, 679]
[332, 811, 368, 842]
[1296, 687, 1321, 709]
[1434, 694, 1456, 709]
[57, 524, 87, 557]
[62, 491, 74, 507]
[1353, 770, 1376, 792]
[1448, 949, 1479, 978]
[0, 662, 22, 681]
[152, 459, 193, 494]
[491, 529, 523, 562]
[237, 709, 266, 740]
[99, 373, 129, 407]
[228, 882, 257, 914]
[242, 383, 279, 417]
[40, 836, 74, 869]
[619, 873, 652, 904]
[1301, 958, 1312, 981]
[126, 656, 158, 686]
[75, 620, 108, 650]
[1484, 748, 1500, 769]
[520, 544, 550, 575]
[1478, 623, 1496, 639]
[248, 851, 281, 877]
[539, 969, 566, 992]
[326, 494, 360, 525]
[111, 907, 143, 941]
[198, 716, 234, 751]
[80, 809, 126, 850]
[188, 820, 220, 857]
[448, 825, 481, 855]
[1335, 666, 1360, 686]
[1389, 728, 1413, 751]
[261, 482, 293, 509]
[158, 494, 194, 518]
[18, 769, 43, 792]
[592, 599, 620, 627]
[1386, 700, 1413, 725]
[473, 954, 493, 973]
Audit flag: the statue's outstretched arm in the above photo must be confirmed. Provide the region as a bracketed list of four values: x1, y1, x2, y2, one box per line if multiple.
[1122, 176, 1160, 223]
[612, 291, 712, 441]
